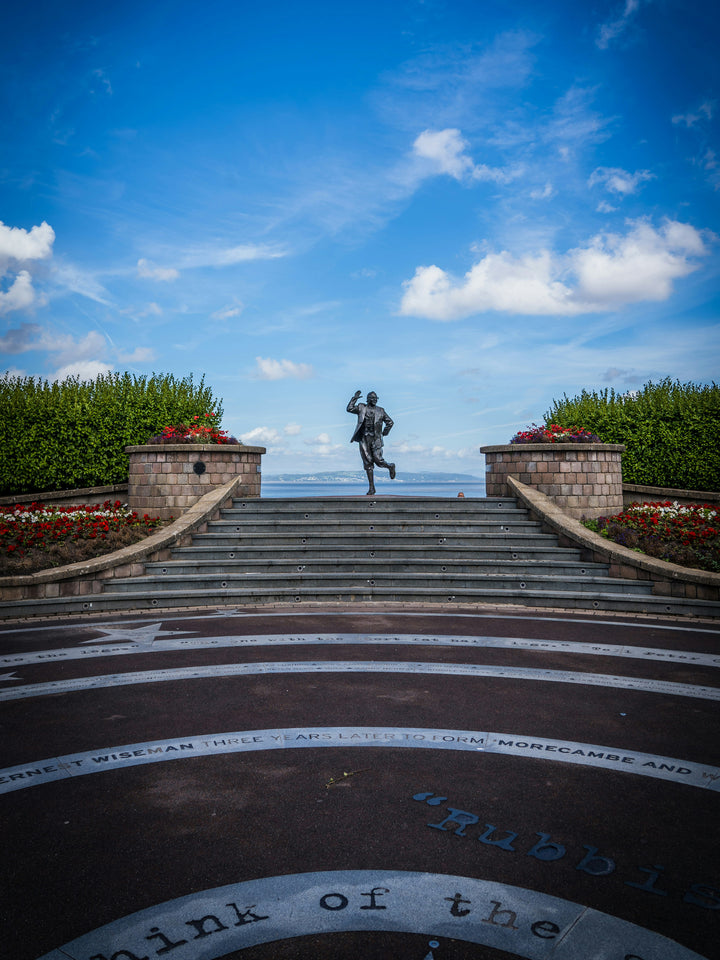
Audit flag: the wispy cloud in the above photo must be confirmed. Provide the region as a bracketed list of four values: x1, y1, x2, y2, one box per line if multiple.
[50, 261, 112, 305]
[253, 356, 314, 380]
[377, 31, 539, 132]
[180, 243, 287, 269]
[588, 166, 654, 196]
[544, 86, 613, 151]
[210, 303, 243, 321]
[672, 101, 715, 128]
[596, 0, 642, 50]
[137, 258, 180, 281]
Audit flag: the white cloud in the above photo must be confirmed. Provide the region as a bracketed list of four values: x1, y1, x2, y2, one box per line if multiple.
[52, 360, 114, 381]
[400, 219, 709, 320]
[588, 166, 654, 196]
[0, 220, 55, 268]
[395, 440, 478, 462]
[239, 426, 282, 445]
[672, 101, 715, 128]
[0, 220, 56, 315]
[596, 0, 641, 50]
[137, 258, 180, 281]
[596, 201, 617, 214]
[254, 356, 314, 380]
[210, 305, 243, 320]
[0, 271, 36, 315]
[116, 347, 156, 363]
[42, 329, 108, 368]
[303, 432, 344, 456]
[0, 325, 111, 371]
[211, 304, 243, 321]
[284, 423, 302, 436]
[181, 243, 286, 270]
[530, 183, 555, 200]
[412, 129, 514, 184]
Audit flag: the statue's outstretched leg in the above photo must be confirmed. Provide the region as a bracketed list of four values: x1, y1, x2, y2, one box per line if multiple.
[374, 455, 396, 480]
[365, 466, 376, 495]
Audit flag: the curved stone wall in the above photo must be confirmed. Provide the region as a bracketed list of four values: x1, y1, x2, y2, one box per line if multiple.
[480, 443, 625, 520]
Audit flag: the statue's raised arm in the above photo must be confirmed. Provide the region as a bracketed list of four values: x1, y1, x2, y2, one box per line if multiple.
[346, 389, 362, 413]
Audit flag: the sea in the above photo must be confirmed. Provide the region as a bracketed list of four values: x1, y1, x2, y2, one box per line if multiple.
[261, 481, 487, 499]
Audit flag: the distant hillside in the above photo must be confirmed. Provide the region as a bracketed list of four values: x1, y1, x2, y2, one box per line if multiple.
[265, 471, 483, 483]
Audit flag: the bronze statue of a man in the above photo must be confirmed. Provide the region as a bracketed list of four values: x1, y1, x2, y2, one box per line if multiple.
[347, 389, 396, 495]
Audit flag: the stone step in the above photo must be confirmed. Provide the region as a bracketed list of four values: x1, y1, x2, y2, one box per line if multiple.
[146, 558, 609, 577]
[228, 497, 516, 515]
[108, 571, 654, 596]
[170, 543, 586, 562]
[190, 532, 563, 548]
[4, 585, 719, 620]
[207, 518, 544, 535]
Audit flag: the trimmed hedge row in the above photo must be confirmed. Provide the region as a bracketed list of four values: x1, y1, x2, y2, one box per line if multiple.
[0, 372, 223, 495]
[545, 379, 720, 492]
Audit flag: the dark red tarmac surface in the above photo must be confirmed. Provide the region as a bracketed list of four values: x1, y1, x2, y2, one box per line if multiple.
[1, 606, 718, 959]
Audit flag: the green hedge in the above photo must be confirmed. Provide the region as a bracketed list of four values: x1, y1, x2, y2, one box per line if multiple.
[545, 379, 720, 492]
[0, 372, 223, 496]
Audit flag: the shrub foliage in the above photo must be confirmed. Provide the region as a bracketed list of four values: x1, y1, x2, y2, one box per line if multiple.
[0, 372, 223, 495]
[545, 379, 720, 491]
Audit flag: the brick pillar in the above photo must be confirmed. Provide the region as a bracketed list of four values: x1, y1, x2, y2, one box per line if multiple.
[126, 444, 266, 520]
[480, 443, 625, 520]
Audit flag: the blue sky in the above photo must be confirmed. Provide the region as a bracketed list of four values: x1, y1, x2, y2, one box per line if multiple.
[1, 0, 718, 477]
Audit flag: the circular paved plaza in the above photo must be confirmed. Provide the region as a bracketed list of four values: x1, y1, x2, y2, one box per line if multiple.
[1, 605, 718, 959]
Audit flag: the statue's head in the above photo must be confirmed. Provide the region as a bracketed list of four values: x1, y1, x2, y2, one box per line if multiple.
[367, 391, 378, 405]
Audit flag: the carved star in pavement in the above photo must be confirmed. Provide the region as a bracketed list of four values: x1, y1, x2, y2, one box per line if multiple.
[79, 622, 198, 645]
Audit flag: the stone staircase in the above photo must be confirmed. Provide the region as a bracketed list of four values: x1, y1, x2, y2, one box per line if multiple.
[7, 496, 720, 618]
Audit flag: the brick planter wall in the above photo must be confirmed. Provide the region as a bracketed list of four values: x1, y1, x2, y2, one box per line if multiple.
[480, 443, 625, 520]
[126, 444, 266, 520]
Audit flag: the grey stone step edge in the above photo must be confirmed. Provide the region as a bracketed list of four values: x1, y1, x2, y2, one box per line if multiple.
[208, 520, 544, 533]
[108, 572, 654, 595]
[146, 559, 610, 575]
[191, 533, 563, 545]
[228, 496, 520, 511]
[171, 545, 586, 560]
[3, 585, 719, 620]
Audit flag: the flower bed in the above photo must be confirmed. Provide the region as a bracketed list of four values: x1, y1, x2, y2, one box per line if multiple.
[0, 499, 165, 575]
[511, 423, 600, 443]
[146, 412, 239, 445]
[584, 501, 720, 573]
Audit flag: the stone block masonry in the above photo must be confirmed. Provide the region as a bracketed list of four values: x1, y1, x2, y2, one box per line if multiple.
[126, 444, 266, 521]
[480, 444, 625, 520]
